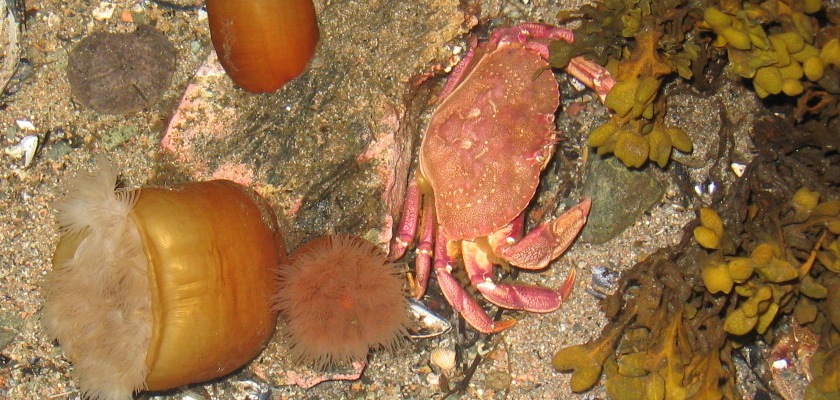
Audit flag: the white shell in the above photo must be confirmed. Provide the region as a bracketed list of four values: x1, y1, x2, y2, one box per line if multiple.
[92, 2, 116, 20]
[731, 162, 747, 178]
[20, 135, 39, 168]
[4, 134, 39, 168]
[15, 119, 35, 131]
[430, 347, 456, 371]
[407, 297, 451, 339]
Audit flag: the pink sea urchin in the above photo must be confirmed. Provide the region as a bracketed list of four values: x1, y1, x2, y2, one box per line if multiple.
[274, 234, 409, 369]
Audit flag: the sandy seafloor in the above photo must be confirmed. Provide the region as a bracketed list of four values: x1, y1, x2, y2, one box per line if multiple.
[0, 0, 717, 399]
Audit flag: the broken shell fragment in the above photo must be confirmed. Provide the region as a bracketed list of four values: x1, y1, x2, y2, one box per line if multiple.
[3, 134, 39, 168]
[42, 159, 286, 399]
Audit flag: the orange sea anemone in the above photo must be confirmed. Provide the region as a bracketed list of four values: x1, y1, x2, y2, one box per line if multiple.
[206, 0, 319, 93]
[43, 158, 285, 399]
[274, 234, 409, 369]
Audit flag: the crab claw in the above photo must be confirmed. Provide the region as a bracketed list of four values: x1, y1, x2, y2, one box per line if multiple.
[477, 268, 576, 312]
[499, 198, 592, 269]
[463, 241, 576, 313]
[435, 263, 517, 334]
[434, 235, 515, 333]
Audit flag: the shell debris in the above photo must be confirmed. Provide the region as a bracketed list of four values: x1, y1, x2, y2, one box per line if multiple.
[430, 347, 456, 372]
[4, 134, 40, 169]
[407, 297, 451, 339]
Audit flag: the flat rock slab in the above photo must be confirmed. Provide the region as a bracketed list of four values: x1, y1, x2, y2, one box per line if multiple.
[161, 0, 472, 249]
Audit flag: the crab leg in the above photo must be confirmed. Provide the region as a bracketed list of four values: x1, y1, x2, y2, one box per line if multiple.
[463, 241, 576, 313]
[437, 36, 478, 101]
[488, 23, 615, 101]
[411, 191, 436, 299]
[388, 178, 438, 299]
[389, 179, 421, 261]
[497, 198, 592, 270]
[565, 57, 615, 102]
[434, 234, 516, 334]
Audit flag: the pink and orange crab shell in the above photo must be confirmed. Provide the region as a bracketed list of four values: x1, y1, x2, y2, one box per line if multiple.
[390, 22, 614, 334]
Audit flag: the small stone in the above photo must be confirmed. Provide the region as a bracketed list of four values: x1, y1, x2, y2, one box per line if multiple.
[483, 370, 512, 391]
[120, 9, 133, 23]
[581, 154, 666, 244]
[102, 125, 138, 150]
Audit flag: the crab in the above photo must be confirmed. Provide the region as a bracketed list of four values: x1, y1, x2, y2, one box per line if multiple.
[390, 23, 614, 334]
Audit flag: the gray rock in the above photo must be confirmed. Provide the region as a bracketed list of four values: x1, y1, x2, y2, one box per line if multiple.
[580, 154, 666, 244]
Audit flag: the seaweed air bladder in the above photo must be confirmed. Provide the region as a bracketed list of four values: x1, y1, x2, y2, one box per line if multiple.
[42, 158, 286, 400]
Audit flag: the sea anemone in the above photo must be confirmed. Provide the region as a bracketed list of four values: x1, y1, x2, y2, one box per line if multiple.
[274, 234, 409, 369]
[206, 0, 319, 93]
[43, 158, 285, 399]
